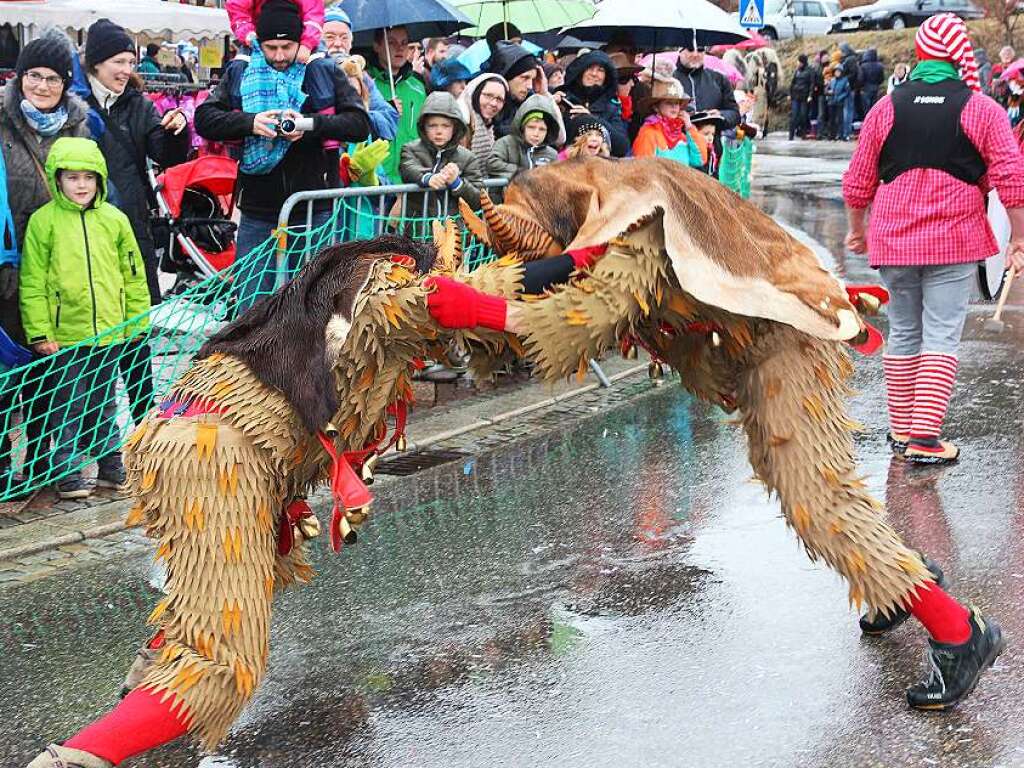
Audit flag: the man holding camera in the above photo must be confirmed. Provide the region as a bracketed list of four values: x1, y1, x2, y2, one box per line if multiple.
[195, 0, 370, 311]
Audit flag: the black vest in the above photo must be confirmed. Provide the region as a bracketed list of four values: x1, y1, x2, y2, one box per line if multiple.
[878, 79, 985, 185]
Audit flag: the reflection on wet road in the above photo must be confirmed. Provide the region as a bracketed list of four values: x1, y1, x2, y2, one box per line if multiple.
[4, 196, 1024, 768]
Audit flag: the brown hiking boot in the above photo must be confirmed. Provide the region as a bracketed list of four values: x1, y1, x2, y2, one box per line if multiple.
[120, 646, 159, 698]
[26, 744, 113, 768]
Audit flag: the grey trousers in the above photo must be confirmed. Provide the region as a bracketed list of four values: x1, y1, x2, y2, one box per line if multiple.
[51, 344, 122, 477]
[878, 263, 975, 356]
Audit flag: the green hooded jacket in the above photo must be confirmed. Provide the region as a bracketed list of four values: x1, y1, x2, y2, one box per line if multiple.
[368, 59, 427, 182]
[20, 137, 150, 347]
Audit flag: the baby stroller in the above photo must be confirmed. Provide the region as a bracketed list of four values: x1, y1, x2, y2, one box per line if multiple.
[151, 155, 238, 298]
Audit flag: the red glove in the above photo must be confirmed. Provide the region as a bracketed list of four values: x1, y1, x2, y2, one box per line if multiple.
[425, 276, 508, 331]
[566, 243, 608, 270]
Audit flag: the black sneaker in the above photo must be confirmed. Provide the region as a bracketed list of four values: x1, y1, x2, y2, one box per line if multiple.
[907, 609, 1006, 710]
[96, 458, 127, 490]
[860, 556, 946, 636]
[57, 476, 91, 500]
[0, 471, 34, 501]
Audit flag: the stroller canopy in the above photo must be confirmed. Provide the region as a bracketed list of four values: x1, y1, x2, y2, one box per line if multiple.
[159, 156, 237, 219]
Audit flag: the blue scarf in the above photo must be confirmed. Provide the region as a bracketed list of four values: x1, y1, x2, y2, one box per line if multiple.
[20, 99, 68, 137]
[240, 46, 307, 175]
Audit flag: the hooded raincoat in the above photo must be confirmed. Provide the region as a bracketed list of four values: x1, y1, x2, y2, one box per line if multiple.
[399, 91, 482, 220]
[557, 50, 630, 157]
[487, 93, 560, 182]
[366, 53, 427, 183]
[459, 72, 509, 163]
[20, 137, 150, 347]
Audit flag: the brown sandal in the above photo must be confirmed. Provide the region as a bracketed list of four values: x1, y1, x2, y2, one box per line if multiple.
[904, 439, 959, 466]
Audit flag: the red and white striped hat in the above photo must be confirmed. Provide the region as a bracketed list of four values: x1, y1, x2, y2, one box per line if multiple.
[914, 12, 981, 92]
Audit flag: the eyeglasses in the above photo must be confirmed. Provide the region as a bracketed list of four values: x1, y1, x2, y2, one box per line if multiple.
[480, 93, 505, 104]
[24, 71, 63, 88]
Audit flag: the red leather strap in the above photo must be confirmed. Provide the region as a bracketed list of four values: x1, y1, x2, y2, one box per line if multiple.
[317, 432, 374, 552]
[277, 499, 314, 556]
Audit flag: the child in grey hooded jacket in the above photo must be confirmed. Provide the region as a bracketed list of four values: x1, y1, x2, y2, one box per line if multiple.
[487, 93, 560, 183]
[399, 90, 482, 221]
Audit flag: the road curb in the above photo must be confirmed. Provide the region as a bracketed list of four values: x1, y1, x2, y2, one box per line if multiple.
[0, 363, 650, 564]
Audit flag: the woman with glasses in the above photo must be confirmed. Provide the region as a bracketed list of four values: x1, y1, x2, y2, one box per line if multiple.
[458, 72, 509, 164]
[81, 19, 189, 461]
[0, 29, 92, 496]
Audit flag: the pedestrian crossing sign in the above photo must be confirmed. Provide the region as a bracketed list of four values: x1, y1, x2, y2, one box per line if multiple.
[740, 0, 765, 28]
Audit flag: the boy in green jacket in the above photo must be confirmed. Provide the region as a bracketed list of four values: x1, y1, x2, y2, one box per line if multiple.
[20, 137, 151, 499]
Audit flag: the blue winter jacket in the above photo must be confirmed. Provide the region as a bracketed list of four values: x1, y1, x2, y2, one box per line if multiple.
[828, 75, 851, 106]
[366, 77, 399, 141]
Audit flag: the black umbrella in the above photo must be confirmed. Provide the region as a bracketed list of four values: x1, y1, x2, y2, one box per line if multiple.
[562, 0, 749, 50]
[343, 0, 473, 44]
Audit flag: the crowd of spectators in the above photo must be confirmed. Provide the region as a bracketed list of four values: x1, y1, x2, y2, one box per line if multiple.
[0, 3, 766, 501]
[786, 40, 1024, 142]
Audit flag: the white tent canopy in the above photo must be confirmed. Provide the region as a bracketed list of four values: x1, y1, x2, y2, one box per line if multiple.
[0, 0, 230, 40]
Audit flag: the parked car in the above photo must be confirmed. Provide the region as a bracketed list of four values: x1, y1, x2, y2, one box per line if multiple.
[829, 0, 982, 33]
[735, 0, 842, 40]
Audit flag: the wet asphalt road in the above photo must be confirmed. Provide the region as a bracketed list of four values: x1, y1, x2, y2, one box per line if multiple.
[4, 196, 1024, 767]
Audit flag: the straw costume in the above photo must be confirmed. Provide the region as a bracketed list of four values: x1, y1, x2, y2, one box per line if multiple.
[25, 233, 521, 768]
[440, 156, 1004, 709]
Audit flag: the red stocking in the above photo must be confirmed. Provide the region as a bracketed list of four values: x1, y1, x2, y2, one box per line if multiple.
[909, 582, 972, 645]
[64, 688, 188, 765]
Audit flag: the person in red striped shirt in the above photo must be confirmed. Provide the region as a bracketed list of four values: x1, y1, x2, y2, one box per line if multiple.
[843, 12, 1024, 465]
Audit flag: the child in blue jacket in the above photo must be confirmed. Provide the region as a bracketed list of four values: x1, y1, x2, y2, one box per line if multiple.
[827, 64, 851, 141]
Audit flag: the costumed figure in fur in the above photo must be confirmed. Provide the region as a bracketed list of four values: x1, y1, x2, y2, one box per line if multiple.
[27, 158, 1003, 767]
[25, 231, 522, 768]
[431, 157, 1003, 712]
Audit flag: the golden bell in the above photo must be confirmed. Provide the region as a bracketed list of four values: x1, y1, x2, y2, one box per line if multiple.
[648, 362, 663, 380]
[323, 421, 339, 438]
[339, 515, 358, 545]
[857, 294, 881, 316]
[395, 434, 408, 452]
[623, 344, 638, 360]
[297, 515, 321, 540]
[360, 454, 378, 485]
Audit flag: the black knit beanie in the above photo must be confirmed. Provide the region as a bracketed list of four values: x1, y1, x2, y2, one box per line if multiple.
[85, 19, 134, 69]
[256, 0, 303, 43]
[17, 34, 73, 84]
[486, 21, 522, 52]
[503, 51, 539, 82]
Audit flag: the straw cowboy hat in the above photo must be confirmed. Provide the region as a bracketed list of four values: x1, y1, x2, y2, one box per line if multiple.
[609, 51, 643, 81]
[639, 75, 691, 111]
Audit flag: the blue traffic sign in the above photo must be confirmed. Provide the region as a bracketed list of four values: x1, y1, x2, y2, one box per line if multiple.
[740, 0, 765, 29]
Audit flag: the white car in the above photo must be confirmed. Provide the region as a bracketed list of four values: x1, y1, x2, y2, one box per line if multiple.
[746, 0, 843, 40]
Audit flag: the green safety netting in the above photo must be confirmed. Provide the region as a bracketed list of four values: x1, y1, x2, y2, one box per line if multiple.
[0, 193, 500, 501]
[720, 137, 755, 200]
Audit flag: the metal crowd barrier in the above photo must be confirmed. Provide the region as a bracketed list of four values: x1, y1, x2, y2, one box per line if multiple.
[275, 179, 510, 278]
[275, 181, 612, 388]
